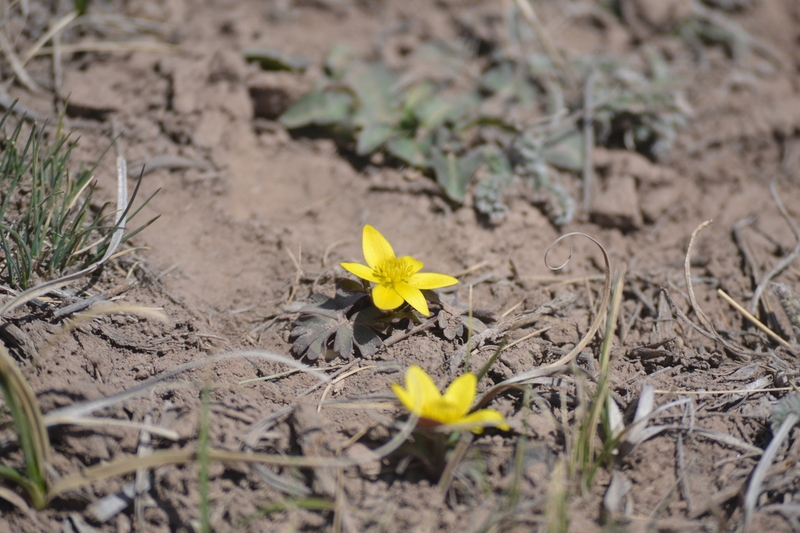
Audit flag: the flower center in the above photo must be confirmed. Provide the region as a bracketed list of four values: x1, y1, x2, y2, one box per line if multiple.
[374, 257, 414, 285]
[423, 398, 464, 424]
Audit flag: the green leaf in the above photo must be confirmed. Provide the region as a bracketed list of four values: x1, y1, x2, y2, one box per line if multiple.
[279, 90, 353, 129]
[289, 290, 377, 361]
[356, 124, 395, 156]
[242, 49, 309, 72]
[352, 325, 382, 357]
[542, 128, 584, 172]
[324, 43, 351, 79]
[386, 136, 431, 168]
[290, 316, 334, 360]
[403, 82, 436, 111]
[414, 95, 457, 129]
[345, 63, 398, 127]
[480, 62, 515, 94]
[480, 62, 538, 108]
[430, 147, 484, 203]
[474, 147, 514, 225]
[332, 324, 354, 359]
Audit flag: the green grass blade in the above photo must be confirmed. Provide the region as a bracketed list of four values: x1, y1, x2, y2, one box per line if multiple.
[0, 345, 50, 509]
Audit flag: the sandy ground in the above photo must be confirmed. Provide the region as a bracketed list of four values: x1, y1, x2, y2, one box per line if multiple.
[1, 0, 800, 531]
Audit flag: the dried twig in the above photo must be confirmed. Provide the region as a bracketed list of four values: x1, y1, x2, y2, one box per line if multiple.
[661, 288, 751, 359]
[317, 365, 376, 412]
[543, 232, 612, 369]
[684, 220, 716, 333]
[718, 289, 795, 353]
[20, 10, 78, 65]
[669, 220, 753, 358]
[0, 29, 44, 93]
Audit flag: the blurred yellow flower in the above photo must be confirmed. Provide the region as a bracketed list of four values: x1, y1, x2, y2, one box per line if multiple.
[391, 365, 509, 434]
[340, 225, 457, 316]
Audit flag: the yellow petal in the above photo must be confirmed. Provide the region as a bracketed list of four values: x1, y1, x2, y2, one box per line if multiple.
[449, 409, 509, 434]
[398, 255, 424, 275]
[362, 225, 395, 269]
[394, 282, 429, 315]
[391, 383, 418, 414]
[340, 262, 379, 282]
[443, 373, 476, 419]
[372, 284, 404, 310]
[406, 365, 441, 405]
[406, 272, 459, 290]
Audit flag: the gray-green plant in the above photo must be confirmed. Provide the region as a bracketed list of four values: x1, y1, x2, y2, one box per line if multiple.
[0, 107, 157, 289]
[278, 33, 689, 226]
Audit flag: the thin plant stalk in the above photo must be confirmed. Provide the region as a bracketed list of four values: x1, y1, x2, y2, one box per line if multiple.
[572, 266, 625, 488]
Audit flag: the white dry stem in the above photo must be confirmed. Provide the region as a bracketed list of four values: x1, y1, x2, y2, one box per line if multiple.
[44, 416, 178, 440]
[45, 350, 328, 422]
[684, 220, 715, 333]
[623, 384, 655, 447]
[0, 28, 43, 93]
[607, 396, 624, 441]
[20, 10, 78, 65]
[743, 413, 798, 532]
[32, 40, 178, 57]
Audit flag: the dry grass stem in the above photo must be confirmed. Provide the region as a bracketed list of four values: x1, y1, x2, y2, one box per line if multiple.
[654, 387, 793, 395]
[513, 0, 573, 89]
[743, 412, 798, 531]
[582, 70, 596, 215]
[684, 220, 716, 332]
[0, 29, 43, 93]
[452, 260, 490, 278]
[46, 350, 328, 421]
[33, 40, 179, 57]
[44, 416, 179, 440]
[717, 288, 795, 352]
[317, 365, 377, 412]
[19, 10, 78, 65]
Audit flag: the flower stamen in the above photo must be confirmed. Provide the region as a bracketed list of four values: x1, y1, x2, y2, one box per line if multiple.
[374, 257, 414, 286]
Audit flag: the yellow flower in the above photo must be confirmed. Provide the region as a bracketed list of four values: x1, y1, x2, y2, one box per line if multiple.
[391, 365, 509, 434]
[340, 225, 458, 316]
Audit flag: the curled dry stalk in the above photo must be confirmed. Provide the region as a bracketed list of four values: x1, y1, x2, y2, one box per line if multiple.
[474, 232, 612, 410]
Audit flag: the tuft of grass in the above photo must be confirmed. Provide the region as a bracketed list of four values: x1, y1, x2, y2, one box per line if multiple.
[545, 457, 569, 533]
[0, 106, 156, 289]
[0, 343, 50, 509]
[570, 267, 625, 489]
